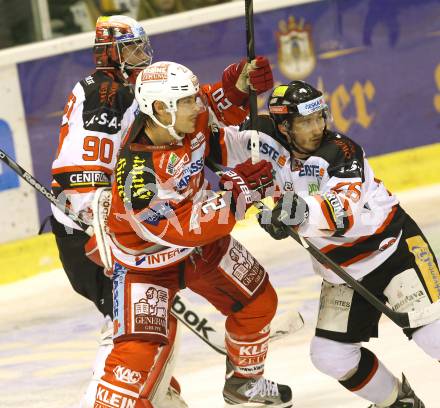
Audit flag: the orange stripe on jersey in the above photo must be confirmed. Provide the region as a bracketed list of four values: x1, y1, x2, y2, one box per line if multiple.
[62, 186, 101, 193]
[52, 165, 112, 175]
[56, 123, 69, 159]
[315, 195, 336, 230]
[321, 205, 398, 254]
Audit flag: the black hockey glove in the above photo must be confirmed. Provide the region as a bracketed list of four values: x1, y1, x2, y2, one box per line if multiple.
[257, 192, 309, 240]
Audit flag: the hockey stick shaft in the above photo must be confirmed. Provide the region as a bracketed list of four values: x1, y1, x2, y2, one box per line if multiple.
[245, 0, 257, 126]
[0, 148, 93, 235]
[245, 0, 260, 164]
[0, 148, 301, 353]
[278, 222, 440, 329]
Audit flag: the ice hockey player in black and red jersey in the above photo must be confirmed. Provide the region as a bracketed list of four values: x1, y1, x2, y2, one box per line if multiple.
[211, 80, 440, 407]
[51, 15, 153, 319]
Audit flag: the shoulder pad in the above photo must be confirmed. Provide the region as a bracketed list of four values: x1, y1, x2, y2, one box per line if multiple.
[81, 72, 134, 134]
[316, 131, 365, 180]
[115, 146, 157, 210]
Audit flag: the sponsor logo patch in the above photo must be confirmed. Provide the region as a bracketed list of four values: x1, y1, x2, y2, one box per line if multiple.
[95, 384, 137, 408]
[113, 365, 142, 385]
[141, 63, 169, 82]
[166, 152, 189, 177]
[131, 283, 168, 337]
[407, 236, 440, 301]
[221, 240, 265, 296]
[190, 132, 205, 151]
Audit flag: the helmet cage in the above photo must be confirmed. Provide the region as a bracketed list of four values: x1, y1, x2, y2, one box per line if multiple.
[94, 16, 153, 74]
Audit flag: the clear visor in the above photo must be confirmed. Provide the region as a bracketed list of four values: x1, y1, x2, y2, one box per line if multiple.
[174, 92, 207, 115]
[118, 37, 153, 69]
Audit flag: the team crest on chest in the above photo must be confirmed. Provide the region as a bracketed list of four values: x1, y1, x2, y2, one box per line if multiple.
[166, 152, 189, 177]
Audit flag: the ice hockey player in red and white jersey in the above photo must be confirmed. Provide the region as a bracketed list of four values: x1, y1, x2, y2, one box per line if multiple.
[50, 14, 279, 408]
[212, 80, 440, 407]
[50, 15, 155, 406]
[89, 60, 294, 408]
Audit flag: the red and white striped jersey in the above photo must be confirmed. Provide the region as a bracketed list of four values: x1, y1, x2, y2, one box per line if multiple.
[107, 84, 249, 271]
[212, 116, 402, 283]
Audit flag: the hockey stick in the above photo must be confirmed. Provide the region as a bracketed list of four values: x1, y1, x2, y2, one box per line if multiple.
[245, 0, 260, 164]
[0, 148, 303, 353]
[0, 149, 93, 236]
[205, 157, 440, 329]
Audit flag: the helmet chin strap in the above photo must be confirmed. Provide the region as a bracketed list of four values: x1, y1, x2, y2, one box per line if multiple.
[149, 111, 184, 142]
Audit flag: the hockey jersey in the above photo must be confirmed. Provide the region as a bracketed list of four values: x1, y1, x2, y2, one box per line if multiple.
[212, 116, 403, 283]
[108, 85, 249, 271]
[51, 71, 138, 229]
[51, 69, 247, 232]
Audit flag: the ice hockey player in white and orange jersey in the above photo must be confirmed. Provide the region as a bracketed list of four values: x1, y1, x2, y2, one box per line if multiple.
[211, 80, 440, 407]
[90, 61, 295, 408]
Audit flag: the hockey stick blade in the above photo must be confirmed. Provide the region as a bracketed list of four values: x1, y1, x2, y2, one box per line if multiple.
[172, 294, 304, 355]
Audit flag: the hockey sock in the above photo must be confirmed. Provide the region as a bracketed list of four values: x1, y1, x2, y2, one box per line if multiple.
[339, 348, 398, 406]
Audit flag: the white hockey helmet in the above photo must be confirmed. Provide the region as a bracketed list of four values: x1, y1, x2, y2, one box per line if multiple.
[135, 61, 200, 141]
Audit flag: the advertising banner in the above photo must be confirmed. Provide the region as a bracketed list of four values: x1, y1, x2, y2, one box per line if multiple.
[0, 64, 39, 242]
[9, 0, 440, 228]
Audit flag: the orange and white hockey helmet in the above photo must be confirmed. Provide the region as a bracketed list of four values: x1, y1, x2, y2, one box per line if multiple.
[135, 61, 200, 141]
[94, 15, 153, 83]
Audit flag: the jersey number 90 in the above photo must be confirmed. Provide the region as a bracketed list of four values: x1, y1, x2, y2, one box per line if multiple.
[82, 136, 114, 164]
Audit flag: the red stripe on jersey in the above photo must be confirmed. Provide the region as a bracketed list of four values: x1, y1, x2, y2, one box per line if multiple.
[62, 186, 102, 193]
[315, 195, 337, 230]
[321, 205, 398, 254]
[219, 129, 228, 166]
[52, 165, 112, 175]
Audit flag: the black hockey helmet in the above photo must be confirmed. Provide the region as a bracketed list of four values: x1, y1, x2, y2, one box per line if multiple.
[267, 80, 329, 154]
[268, 80, 327, 126]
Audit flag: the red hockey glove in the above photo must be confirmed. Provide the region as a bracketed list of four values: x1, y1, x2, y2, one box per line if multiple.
[248, 56, 274, 93]
[219, 159, 274, 220]
[222, 56, 274, 106]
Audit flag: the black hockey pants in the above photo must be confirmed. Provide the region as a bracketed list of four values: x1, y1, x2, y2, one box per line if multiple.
[50, 216, 113, 317]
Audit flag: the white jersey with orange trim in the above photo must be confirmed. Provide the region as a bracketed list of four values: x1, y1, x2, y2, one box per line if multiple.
[51, 71, 138, 229]
[211, 115, 403, 283]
